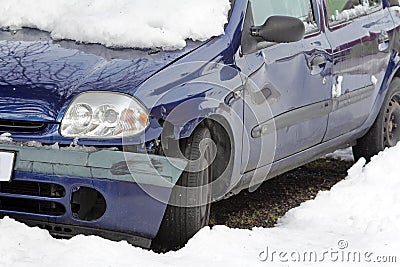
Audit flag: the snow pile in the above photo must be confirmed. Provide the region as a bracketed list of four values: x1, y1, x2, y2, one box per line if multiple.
[331, 3, 369, 22]
[1, 145, 400, 266]
[325, 147, 354, 161]
[0, 0, 231, 50]
[0, 132, 12, 143]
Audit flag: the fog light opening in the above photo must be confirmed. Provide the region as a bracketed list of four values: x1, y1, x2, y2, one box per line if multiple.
[71, 187, 106, 221]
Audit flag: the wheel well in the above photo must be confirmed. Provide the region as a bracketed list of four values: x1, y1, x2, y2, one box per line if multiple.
[160, 116, 235, 201]
[153, 118, 234, 250]
[203, 117, 235, 200]
[394, 67, 400, 79]
[203, 118, 233, 177]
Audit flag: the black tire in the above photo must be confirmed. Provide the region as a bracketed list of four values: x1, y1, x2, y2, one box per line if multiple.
[353, 77, 400, 160]
[153, 126, 214, 249]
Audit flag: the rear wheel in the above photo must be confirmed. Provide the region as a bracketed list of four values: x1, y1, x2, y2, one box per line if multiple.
[353, 77, 400, 160]
[153, 126, 214, 249]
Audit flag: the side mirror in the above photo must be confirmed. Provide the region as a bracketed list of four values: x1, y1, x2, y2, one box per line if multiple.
[250, 16, 305, 43]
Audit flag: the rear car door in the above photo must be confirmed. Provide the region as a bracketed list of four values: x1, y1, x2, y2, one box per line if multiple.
[238, 0, 332, 172]
[323, 0, 395, 141]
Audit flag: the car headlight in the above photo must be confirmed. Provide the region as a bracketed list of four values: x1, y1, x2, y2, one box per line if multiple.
[60, 92, 149, 139]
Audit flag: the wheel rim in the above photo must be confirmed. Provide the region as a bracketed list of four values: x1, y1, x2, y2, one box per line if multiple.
[384, 93, 400, 147]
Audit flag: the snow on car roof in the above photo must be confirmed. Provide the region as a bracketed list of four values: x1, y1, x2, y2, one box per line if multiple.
[0, 0, 231, 50]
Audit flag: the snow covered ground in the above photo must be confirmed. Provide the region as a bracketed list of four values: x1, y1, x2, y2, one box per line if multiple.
[1, 145, 399, 266]
[0, 0, 230, 50]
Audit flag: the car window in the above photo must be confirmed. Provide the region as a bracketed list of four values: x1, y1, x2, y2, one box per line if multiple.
[326, 0, 382, 24]
[250, 0, 317, 32]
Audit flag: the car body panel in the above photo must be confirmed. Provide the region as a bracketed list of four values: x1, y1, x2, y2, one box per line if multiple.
[0, 142, 187, 248]
[237, 0, 332, 172]
[323, 1, 395, 141]
[4, 171, 170, 247]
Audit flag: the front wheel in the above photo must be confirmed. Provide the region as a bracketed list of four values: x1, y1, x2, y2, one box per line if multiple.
[353, 77, 400, 160]
[153, 126, 215, 249]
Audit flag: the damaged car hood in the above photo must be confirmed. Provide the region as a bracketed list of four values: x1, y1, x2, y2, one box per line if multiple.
[0, 28, 204, 122]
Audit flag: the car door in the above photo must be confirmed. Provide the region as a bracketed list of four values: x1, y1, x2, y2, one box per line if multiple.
[237, 0, 332, 173]
[323, 0, 395, 141]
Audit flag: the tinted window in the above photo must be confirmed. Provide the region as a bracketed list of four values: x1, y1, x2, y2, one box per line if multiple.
[251, 0, 315, 26]
[326, 0, 381, 24]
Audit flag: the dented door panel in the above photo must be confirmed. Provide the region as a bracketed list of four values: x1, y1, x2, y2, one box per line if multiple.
[324, 1, 395, 140]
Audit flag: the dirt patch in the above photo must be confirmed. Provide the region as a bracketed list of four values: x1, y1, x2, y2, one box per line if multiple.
[209, 158, 354, 229]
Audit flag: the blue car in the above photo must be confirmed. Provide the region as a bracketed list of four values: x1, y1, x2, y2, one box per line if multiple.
[1, 0, 400, 248]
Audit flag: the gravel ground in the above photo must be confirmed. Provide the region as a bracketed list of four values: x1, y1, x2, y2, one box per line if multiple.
[209, 158, 354, 229]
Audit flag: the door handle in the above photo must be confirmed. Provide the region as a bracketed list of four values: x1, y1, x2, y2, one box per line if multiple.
[310, 54, 327, 75]
[378, 31, 390, 52]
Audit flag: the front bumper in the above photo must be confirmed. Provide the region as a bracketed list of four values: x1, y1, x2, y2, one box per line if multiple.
[0, 143, 186, 248]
